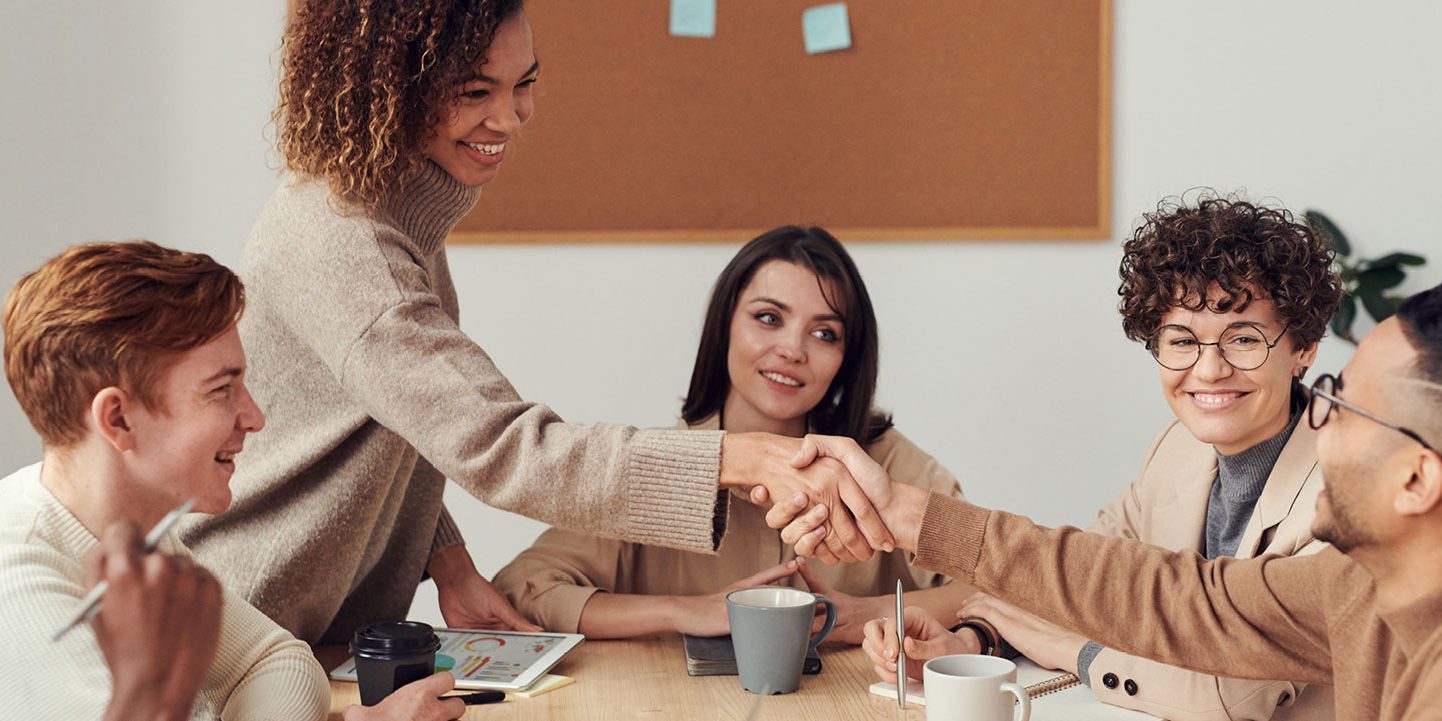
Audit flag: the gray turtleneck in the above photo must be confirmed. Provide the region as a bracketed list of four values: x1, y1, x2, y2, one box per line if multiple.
[1204, 410, 1302, 559]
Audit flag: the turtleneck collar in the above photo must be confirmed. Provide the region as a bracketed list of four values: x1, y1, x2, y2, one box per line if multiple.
[1213, 383, 1308, 501]
[1214, 407, 1302, 501]
[377, 159, 483, 254]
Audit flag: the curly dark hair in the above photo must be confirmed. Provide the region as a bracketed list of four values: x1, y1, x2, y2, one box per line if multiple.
[276, 0, 525, 208]
[1118, 193, 1342, 350]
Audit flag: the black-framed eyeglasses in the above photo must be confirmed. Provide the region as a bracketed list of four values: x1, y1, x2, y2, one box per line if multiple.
[1307, 373, 1438, 454]
[1146, 322, 1286, 372]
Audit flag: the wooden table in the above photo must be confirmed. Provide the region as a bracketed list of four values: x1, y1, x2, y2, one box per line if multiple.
[323, 638, 1154, 720]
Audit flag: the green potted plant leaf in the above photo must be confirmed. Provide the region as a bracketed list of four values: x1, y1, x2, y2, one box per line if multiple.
[1306, 210, 1427, 344]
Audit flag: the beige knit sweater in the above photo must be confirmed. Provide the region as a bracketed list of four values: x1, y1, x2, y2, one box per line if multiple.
[913, 494, 1442, 721]
[181, 161, 726, 644]
[0, 463, 330, 721]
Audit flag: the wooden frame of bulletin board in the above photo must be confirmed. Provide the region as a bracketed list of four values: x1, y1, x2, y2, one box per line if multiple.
[453, 0, 1111, 244]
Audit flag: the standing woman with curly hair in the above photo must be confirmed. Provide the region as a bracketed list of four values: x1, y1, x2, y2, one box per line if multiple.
[865, 195, 1344, 721]
[180, 0, 893, 651]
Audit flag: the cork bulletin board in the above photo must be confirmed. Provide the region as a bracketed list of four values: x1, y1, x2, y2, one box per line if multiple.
[453, 0, 1112, 243]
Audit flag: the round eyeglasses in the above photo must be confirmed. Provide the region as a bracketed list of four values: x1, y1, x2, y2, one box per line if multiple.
[1146, 323, 1285, 372]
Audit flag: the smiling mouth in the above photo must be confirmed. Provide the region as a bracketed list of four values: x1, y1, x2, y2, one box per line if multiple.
[1188, 391, 1249, 409]
[463, 141, 506, 155]
[760, 371, 802, 388]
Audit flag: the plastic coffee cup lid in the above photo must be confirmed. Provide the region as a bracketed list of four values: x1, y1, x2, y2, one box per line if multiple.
[352, 621, 441, 658]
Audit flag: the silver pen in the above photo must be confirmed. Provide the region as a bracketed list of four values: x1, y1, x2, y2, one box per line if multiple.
[896, 579, 906, 708]
[51, 498, 195, 642]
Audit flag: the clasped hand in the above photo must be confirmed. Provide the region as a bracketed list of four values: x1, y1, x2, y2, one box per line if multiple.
[736, 433, 918, 563]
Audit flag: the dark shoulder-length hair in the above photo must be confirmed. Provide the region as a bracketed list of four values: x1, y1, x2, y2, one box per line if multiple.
[681, 225, 893, 445]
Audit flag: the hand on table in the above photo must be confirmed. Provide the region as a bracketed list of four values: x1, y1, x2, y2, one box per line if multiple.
[958, 593, 1085, 674]
[793, 557, 881, 645]
[342, 672, 465, 721]
[861, 607, 982, 685]
[722, 432, 894, 566]
[86, 522, 222, 721]
[429, 545, 541, 631]
[671, 561, 806, 637]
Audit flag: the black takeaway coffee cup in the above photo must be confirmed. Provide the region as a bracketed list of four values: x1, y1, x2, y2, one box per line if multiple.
[351, 621, 442, 706]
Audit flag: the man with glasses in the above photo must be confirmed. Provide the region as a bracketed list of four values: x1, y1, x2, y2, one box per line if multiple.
[790, 282, 1442, 720]
[862, 196, 1341, 721]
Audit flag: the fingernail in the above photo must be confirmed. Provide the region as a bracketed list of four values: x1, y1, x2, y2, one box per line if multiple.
[882, 542, 894, 552]
[793, 493, 807, 506]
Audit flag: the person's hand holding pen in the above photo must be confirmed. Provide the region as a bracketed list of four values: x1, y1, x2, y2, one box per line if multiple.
[861, 607, 983, 686]
[84, 521, 222, 721]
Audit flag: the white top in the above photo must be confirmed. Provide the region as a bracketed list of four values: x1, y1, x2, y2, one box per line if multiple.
[0, 463, 330, 720]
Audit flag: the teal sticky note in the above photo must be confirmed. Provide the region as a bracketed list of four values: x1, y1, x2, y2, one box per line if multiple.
[670, 0, 716, 38]
[802, 3, 852, 54]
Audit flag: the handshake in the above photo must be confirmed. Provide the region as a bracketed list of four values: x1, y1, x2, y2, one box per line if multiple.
[721, 433, 931, 565]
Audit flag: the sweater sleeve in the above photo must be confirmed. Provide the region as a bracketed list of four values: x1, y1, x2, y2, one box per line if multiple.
[431, 505, 466, 555]
[912, 494, 1339, 686]
[491, 527, 632, 633]
[342, 300, 724, 552]
[253, 226, 725, 554]
[207, 588, 330, 721]
[0, 547, 114, 720]
[869, 428, 964, 589]
[1077, 537, 1334, 720]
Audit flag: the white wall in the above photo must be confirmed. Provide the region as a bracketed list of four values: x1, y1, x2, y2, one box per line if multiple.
[2, 2, 1440, 627]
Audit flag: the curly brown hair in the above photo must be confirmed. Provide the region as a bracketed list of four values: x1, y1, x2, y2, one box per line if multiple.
[276, 0, 525, 208]
[1118, 194, 1342, 350]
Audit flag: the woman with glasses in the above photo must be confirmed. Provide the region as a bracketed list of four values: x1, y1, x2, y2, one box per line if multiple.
[865, 195, 1343, 721]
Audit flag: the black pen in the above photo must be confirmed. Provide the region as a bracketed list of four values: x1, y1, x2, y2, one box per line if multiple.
[442, 690, 506, 705]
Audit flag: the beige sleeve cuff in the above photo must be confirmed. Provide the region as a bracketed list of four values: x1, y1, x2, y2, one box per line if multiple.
[431, 505, 466, 555]
[533, 584, 607, 634]
[622, 428, 725, 553]
[912, 492, 990, 581]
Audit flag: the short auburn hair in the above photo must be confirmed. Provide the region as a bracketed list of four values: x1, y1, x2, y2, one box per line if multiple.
[1118, 193, 1342, 350]
[2, 241, 245, 447]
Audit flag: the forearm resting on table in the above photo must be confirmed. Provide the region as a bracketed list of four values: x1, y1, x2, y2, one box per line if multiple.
[575, 593, 695, 638]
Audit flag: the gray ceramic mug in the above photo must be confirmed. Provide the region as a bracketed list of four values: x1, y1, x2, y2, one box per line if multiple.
[726, 587, 836, 694]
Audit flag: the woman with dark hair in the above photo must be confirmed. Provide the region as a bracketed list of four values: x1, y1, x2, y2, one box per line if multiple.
[863, 195, 1343, 721]
[493, 226, 969, 643]
[180, 0, 889, 658]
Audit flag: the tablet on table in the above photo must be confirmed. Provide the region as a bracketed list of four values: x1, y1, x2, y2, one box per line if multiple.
[329, 628, 584, 692]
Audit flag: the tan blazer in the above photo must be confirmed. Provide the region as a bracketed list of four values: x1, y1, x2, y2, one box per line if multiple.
[493, 417, 963, 632]
[1085, 419, 1333, 721]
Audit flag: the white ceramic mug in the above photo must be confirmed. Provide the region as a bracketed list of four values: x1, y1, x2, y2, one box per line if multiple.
[922, 654, 1031, 721]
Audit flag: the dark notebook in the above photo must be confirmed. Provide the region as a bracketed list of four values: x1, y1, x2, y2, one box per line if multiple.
[682, 634, 822, 677]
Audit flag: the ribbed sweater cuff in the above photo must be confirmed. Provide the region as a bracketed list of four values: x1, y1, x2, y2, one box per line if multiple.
[623, 429, 725, 554]
[912, 493, 990, 581]
[431, 507, 467, 554]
